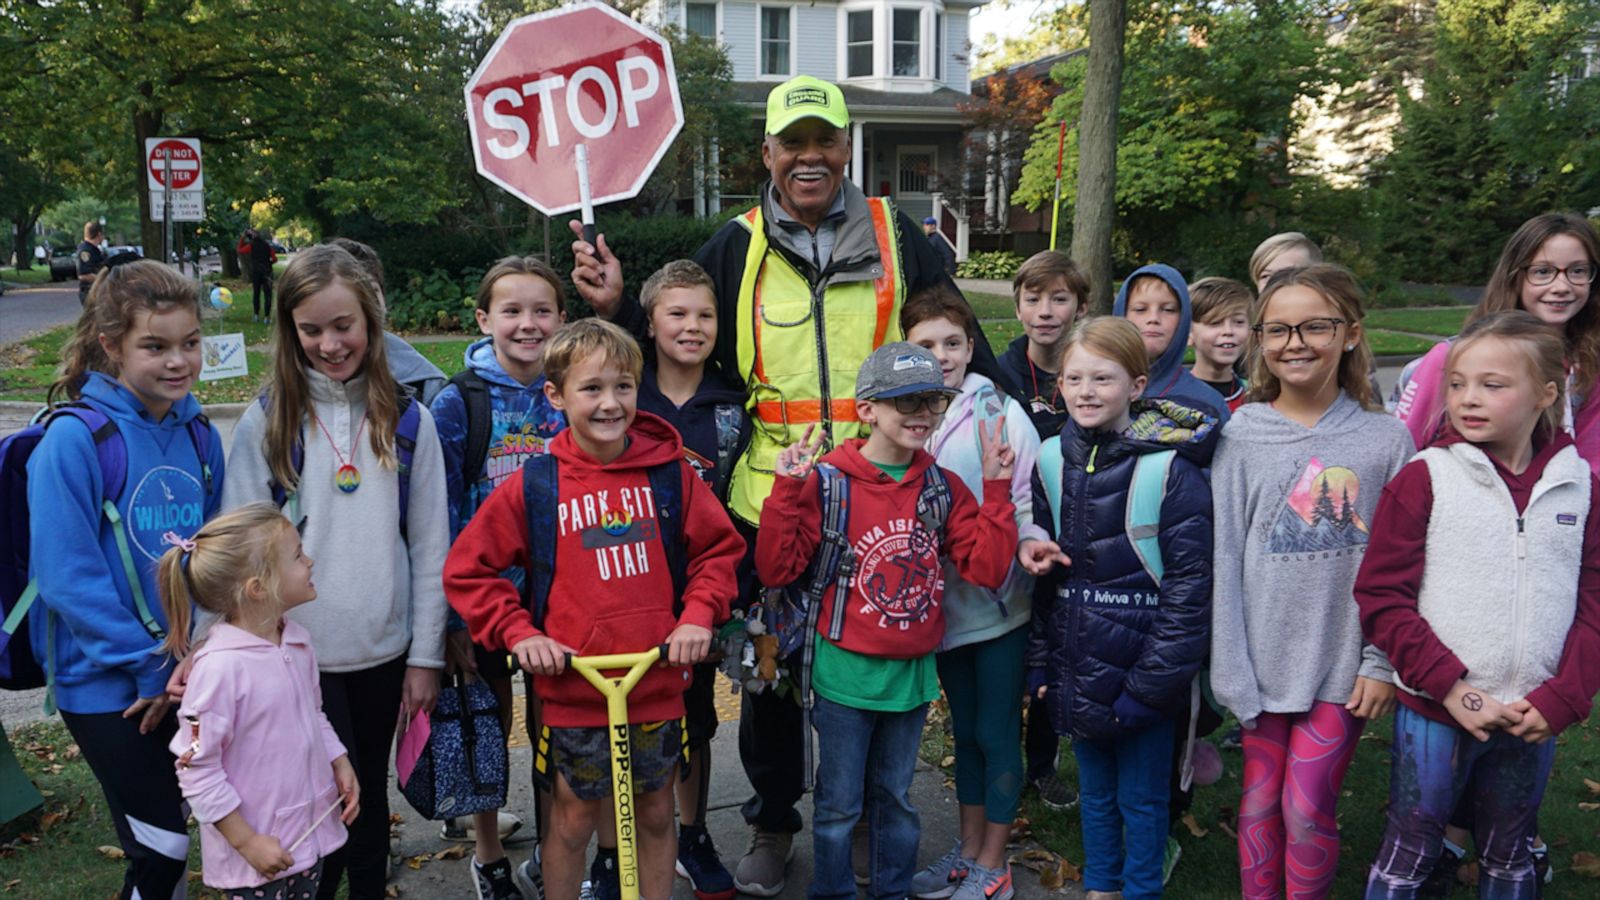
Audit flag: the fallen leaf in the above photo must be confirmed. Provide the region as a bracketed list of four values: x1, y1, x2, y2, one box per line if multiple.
[1580, 802, 1600, 811]
[433, 845, 469, 861]
[63, 744, 80, 760]
[38, 811, 65, 832]
[1218, 819, 1238, 840]
[97, 845, 126, 860]
[385, 887, 402, 898]
[1182, 813, 1208, 838]
[405, 854, 428, 870]
[939, 755, 955, 768]
[37, 790, 53, 798]
[188, 870, 203, 881]
[1574, 852, 1600, 878]
[1586, 778, 1600, 797]
[389, 813, 405, 825]
[5, 879, 20, 890]
[1009, 848, 1081, 889]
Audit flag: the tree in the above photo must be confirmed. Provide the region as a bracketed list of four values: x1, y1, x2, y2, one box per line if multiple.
[1071, 0, 1127, 312]
[1312, 477, 1338, 527]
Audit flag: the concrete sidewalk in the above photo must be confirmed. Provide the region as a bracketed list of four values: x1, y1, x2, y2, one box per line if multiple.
[383, 686, 1080, 899]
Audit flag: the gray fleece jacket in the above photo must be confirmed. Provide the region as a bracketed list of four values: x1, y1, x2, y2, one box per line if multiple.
[223, 370, 450, 672]
[1209, 393, 1412, 726]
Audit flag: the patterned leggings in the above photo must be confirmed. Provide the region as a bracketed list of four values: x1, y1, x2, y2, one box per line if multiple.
[225, 860, 323, 899]
[1238, 702, 1364, 899]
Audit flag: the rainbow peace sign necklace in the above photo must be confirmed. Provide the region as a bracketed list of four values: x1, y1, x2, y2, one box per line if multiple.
[314, 413, 367, 494]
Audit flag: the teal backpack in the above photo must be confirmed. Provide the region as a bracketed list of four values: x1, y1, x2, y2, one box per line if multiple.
[1036, 438, 1175, 583]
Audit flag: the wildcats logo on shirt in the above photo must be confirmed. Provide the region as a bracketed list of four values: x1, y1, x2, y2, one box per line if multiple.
[560, 485, 660, 581]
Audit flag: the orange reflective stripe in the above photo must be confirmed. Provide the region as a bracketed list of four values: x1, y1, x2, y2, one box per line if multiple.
[867, 198, 897, 349]
[755, 399, 860, 424]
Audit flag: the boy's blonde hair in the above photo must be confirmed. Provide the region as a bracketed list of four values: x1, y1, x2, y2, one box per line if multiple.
[1013, 251, 1090, 303]
[543, 318, 643, 391]
[1189, 277, 1253, 325]
[1448, 310, 1568, 442]
[640, 260, 716, 315]
[157, 503, 295, 659]
[1246, 263, 1379, 411]
[1056, 317, 1150, 381]
[1248, 232, 1322, 287]
[476, 255, 567, 315]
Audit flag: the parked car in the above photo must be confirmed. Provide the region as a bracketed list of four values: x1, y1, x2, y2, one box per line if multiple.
[107, 245, 141, 258]
[47, 246, 78, 281]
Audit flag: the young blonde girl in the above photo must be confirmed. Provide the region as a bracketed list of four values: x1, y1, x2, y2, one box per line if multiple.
[161, 503, 359, 899]
[1018, 317, 1215, 900]
[1394, 213, 1600, 461]
[1357, 311, 1600, 898]
[1209, 264, 1411, 898]
[28, 257, 224, 899]
[222, 243, 450, 899]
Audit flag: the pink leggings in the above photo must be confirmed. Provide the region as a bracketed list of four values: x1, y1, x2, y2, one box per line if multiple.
[1238, 702, 1364, 899]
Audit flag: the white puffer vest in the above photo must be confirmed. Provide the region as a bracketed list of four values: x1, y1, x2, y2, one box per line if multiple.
[1397, 442, 1590, 704]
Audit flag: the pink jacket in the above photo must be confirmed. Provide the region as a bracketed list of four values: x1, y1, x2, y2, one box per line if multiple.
[170, 622, 348, 889]
[1394, 340, 1600, 473]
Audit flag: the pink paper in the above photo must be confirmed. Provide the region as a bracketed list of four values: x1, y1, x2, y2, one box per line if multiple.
[395, 708, 431, 788]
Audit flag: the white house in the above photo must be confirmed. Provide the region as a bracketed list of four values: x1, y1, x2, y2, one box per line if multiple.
[655, 0, 989, 227]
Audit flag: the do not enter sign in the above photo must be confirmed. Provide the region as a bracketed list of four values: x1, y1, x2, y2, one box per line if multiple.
[146, 138, 204, 192]
[464, 2, 684, 216]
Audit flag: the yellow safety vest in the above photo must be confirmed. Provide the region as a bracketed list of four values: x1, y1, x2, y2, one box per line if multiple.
[727, 197, 904, 524]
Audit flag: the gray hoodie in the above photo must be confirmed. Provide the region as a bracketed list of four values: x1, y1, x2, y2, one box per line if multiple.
[1209, 393, 1412, 726]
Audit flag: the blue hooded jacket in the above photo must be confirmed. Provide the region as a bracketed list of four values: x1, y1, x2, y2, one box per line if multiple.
[27, 372, 226, 713]
[1113, 264, 1230, 426]
[1026, 398, 1216, 741]
[429, 337, 566, 538]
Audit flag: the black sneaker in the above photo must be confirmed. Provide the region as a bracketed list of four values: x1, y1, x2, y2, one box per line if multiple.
[676, 823, 736, 899]
[1031, 773, 1079, 811]
[473, 855, 524, 900]
[589, 846, 620, 900]
[1418, 844, 1465, 899]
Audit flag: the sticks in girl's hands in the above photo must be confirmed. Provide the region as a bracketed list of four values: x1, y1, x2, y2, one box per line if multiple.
[979, 416, 1016, 481]
[288, 795, 350, 855]
[1017, 538, 1072, 576]
[776, 424, 823, 480]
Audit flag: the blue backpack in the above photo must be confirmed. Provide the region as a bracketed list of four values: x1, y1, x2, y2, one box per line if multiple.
[520, 453, 689, 628]
[260, 392, 421, 535]
[0, 403, 215, 697]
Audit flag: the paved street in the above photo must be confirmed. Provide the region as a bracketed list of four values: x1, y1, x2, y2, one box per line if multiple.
[0, 283, 80, 345]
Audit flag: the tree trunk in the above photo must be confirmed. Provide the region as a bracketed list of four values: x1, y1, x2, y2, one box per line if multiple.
[1071, 0, 1127, 314]
[135, 109, 164, 258]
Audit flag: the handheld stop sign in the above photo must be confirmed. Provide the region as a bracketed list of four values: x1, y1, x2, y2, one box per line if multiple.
[464, 1, 685, 245]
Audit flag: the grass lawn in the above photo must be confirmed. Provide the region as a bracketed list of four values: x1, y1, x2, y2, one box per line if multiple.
[0, 266, 53, 285]
[1365, 307, 1471, 338]
[921, 703, 1600, 897]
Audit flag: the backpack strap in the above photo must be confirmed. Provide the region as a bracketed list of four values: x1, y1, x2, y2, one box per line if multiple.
[915, 465, 953, 536]
[646, 461, 688, 612]
[521, 454, 560, 630]
[259, 394, 305, 514]
[395, 395, 420, 539]
[810, 465, 856, 644]
[186, 413, 215, 499]
[1038, 436, 1064, 538]
[449, 370, 493, 488]
[1127, 449, 1176, 585]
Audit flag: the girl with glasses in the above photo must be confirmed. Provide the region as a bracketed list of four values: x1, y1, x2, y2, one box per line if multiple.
[1210, 263, 1412, 898]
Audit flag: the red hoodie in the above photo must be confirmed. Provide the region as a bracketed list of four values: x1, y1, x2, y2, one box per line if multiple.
[1356, 429, 1600, 733]
[445, 412, 744, 727]
[755, 439, 1017, 659]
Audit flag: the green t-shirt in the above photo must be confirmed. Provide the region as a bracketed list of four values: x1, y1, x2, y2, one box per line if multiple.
[810, 455, 938, 712]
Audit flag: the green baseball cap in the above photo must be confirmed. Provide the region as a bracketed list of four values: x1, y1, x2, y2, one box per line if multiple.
[764, 76, 849, 135]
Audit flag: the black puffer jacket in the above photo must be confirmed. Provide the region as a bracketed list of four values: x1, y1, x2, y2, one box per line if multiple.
[1027, 398, 1216, 741]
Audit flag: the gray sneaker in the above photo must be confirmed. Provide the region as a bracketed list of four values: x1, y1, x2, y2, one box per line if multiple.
[951, 861, 1014, 900]
[512, 845, 545, 900]
[910, 840, 970, 899]
[732, 827, 794, 897]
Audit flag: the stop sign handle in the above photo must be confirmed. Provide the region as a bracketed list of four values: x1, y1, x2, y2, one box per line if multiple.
[576, 144, 598, 252]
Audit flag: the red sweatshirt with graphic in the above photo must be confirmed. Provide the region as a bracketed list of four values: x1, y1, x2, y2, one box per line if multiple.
[755, 439, 1017, 659]
[445, 412, 744, 727]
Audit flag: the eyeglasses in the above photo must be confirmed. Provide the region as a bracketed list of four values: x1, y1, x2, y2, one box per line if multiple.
[1253, 317, 1346, 349]
[1522, 263, 1596, 287]
[890, 393, 952, 415]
